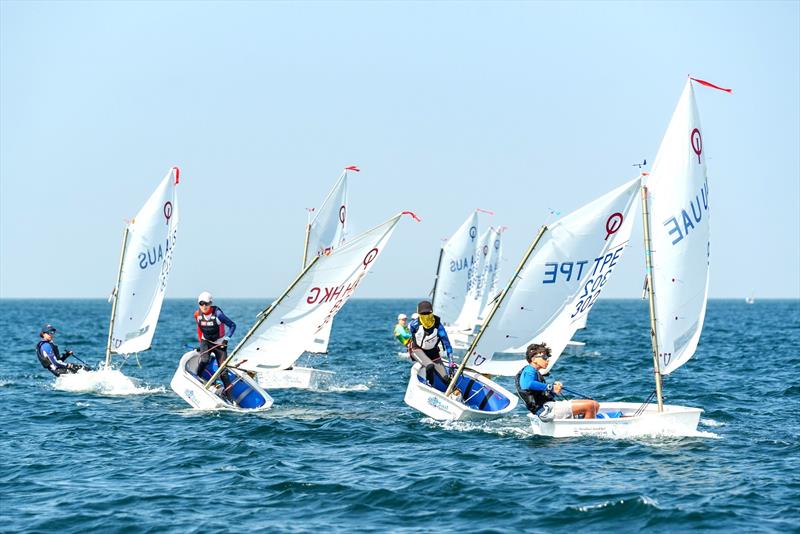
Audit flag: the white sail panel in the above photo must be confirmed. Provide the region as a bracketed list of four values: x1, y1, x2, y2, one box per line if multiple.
[466, 177, 641, 376]
[451, 228, 492, 330]
[112, 167, 179, 354]
[303, 168, 352, 353]
[235, 213, 406, 371]
[477, 227, 503, 323]
[305, 169, 349, 266]
[433, 212, 480, 325]
[646, 80, 710, 375]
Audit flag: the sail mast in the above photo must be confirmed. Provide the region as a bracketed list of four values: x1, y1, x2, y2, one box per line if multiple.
[445, 225, 548, 396]
[641, 184, 665, 411]
[205, 255, 321, 388]
[301, 218, 311, 269]
[430, 247, 444, 306]
[105, 226, 130, 367]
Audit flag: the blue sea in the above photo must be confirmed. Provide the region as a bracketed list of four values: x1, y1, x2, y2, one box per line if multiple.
[1, 299, 798, 533]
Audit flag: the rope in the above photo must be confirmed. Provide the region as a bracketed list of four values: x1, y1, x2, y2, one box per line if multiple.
[633, 390, 657, 417]
[561, 385, 596, 401]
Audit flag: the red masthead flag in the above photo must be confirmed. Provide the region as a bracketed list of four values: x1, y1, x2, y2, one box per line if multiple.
[690, 77, 732, 93]
[345, 166, 360, 172]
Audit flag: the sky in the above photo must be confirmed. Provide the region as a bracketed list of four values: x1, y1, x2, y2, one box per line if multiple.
[1, 1, 798, 300]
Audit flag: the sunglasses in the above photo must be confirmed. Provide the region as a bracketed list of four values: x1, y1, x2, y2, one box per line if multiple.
[199, 301, 212, 306]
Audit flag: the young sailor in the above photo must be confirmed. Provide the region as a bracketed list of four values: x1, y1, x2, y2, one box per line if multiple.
[408, 300, 453, 387]
[393, 314, 411, 346]
[516, 343, 599, 420]
[35, 324, 89, 376]
[194, 292, 237, 399]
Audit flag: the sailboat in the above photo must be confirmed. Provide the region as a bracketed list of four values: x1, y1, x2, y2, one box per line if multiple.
[528, 77, 728, 437]
[171, 211, 417, 410]
[430, 210, 481, 327]
[431, 209, 497, 349]
[253, 166, 356, 389]
[302, 166, 356, 355]
[403, 176, 643, 421]
[104, 166, 180, 369]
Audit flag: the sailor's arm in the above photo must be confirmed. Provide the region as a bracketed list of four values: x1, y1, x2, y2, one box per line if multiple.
[216, 309, 236, 340]
[519, 369, 550, 392]
[437, 324, 453, 355]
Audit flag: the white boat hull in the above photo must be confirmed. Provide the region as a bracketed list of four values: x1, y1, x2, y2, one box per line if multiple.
[255, 366, 335, 390]
[404, 362, 518, 421]
[528, 401, 702, 438]
[170, 351, 273, 412]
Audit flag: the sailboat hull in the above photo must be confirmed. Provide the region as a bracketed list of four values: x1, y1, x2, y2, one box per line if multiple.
[528, 401, 702, 438]
[403, 362, 518, 421]
[170, 351, 273, 412]
[255, 367, 335, 390]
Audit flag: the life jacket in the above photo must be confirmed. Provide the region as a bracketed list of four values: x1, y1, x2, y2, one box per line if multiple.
[35, 340, 61, 370]
[413, 315, 442, 351]
[515, 366, 553, 414]
[195, 306, 224, 341]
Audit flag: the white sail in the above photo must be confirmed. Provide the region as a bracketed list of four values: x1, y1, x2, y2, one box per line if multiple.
[304, 168, 349, 266]
[451, 228, 492, 330]
[111, 167, 179, 355]
[646, 80, 710, 375]
[477, 227, 503, 323]
[466, 177, 641, 376]
[235, 213, 408, 371]
[432, 212, 480, 325]
[303, 167, 353, 353]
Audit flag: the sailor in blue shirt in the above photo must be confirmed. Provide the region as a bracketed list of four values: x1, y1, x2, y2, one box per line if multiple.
[35, 324, 88, 376]
[408, 300, 453, 388]
[516, 343, 599, 420]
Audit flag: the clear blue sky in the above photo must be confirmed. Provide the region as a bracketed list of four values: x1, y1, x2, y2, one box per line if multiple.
[2, 1, 798, 299]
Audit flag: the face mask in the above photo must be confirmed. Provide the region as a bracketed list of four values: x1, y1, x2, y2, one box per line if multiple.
[419, 313, 435, 329]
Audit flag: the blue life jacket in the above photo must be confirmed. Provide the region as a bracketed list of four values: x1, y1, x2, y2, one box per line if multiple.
[35, 340, 62, 370]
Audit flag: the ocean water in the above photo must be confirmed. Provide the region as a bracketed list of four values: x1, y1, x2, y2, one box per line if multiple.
[1, 298, 799, 533]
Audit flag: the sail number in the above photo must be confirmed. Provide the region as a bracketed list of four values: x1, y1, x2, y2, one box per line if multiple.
[541, 244, 626, 319]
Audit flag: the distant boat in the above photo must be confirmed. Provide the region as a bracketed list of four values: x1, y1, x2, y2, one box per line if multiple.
[301, 166, 355, 355]
[745, 293, 755, 304]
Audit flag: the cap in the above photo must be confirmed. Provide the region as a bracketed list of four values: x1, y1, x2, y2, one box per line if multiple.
[197, 291, 213, 304]
[41, 324, 56, 335]
[397, 313, 407, 320]
[417, 300, 433, 314]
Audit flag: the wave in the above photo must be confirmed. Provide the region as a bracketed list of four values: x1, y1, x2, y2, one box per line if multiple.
[53, 367, 165, 396]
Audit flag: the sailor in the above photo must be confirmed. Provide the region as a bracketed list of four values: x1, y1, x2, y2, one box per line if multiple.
[408, 300, 453, 387]
[393, 314, 411, 346]
[194, 292, 237, 399]
[516, 343, 599, 420]
[35, 324, 88, 376]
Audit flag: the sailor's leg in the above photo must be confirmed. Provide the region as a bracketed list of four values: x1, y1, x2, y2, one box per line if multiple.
[196, 341, 214, 379]
[571, 399, 600, 419]
[214, 350, 233, 399]
[411, 350, 438, 386]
